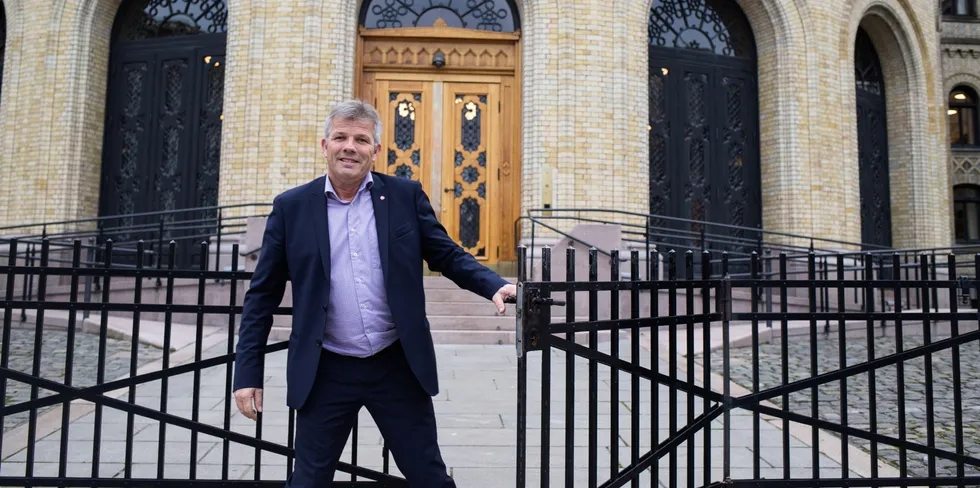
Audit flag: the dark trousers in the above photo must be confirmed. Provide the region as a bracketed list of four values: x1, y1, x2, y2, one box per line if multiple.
[285, 341, 456, 487]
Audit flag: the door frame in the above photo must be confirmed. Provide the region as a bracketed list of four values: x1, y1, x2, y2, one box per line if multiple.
[355, 24, 522, 264]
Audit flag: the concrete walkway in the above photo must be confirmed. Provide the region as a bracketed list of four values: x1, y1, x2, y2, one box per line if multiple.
[1, 327, 892, 487]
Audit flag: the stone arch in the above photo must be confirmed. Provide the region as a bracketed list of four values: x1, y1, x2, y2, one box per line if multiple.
[639, 0, 810, 242]
[840, 0, 946, 248]
[0, 0, 124, 228]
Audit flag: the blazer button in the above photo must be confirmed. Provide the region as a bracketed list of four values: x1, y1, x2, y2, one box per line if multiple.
[322, 304, 328, 312]
[315, 339, 322, 347]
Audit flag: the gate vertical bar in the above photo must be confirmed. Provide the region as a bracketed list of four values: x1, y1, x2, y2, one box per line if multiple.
[158, 241, 176, 479]
[948, 254, 964, 480]
[588, 247, 598, 488]
[667, 250, 677, 488]
[25, 240, 49, 480]
[609, 249, 620, 482]
[893, 253, 907, 477]
[124, 241, 145, 479]
[224, 245, 241, 480]
[58, 241, 83, 480]
[193, 241, 208, 479]
[91, 240, 113, 479]
[700, 250, 711, 486]
[629, 250, 640, 488]
[684, 251, 695, 488]
[864, 253, 878, 479]
[750, 252, 761, 479]
[0, 239, 16, 475]
[516, 245, 527, 488]
[650, 250, 660, 488]
[721, 253, 731, 483]
[837, 254, 849, 479]
[779, 253, 789, 479]
[920, 254, 936, 479]
[565, 246, 576, 488]
[807, 252, 819, 478]
[541, 246, 552, 488]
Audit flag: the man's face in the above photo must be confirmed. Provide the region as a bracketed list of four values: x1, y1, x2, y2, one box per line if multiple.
[321, 117, 381, 188]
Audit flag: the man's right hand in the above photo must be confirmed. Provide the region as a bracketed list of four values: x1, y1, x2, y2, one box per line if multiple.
[234, 387, 263, 421]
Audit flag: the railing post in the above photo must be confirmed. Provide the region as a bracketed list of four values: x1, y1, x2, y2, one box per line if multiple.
[215, 208, 223, 282]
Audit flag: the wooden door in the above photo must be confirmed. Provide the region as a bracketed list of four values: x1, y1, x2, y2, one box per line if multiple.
[366, 75, 503, 264]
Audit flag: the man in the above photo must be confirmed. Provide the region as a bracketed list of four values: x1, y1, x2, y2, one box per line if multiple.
[232, 99, 516, 487]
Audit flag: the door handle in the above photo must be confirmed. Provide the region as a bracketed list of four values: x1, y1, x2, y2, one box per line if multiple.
[444, 187, 454, 194]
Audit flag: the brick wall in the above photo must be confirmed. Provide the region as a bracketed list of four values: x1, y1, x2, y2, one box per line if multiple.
[0, 0, 957, 250]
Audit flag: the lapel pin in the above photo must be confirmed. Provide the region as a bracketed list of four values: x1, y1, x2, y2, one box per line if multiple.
[380, 195, 385, 200]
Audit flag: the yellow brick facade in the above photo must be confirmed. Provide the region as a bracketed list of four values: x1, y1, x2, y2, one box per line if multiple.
[0, 0, 960, 250]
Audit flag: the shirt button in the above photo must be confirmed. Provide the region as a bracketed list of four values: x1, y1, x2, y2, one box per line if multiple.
[353, 252, 358, 257]
[361, 304, 367, 309]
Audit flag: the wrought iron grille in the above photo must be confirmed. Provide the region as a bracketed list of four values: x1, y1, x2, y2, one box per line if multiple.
[515, 245, 980, 487]
[648, 0, 755, 58]
[855, 28, 884, 96]
[360, 0, 520, 32]
[113, 0, 228, 41]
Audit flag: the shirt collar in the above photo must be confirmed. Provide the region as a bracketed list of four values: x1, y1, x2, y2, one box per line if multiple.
[324, 172, 373, 200]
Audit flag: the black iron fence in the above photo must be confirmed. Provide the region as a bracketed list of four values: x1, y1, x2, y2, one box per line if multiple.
[515, 245, 980, 487]
[0, 239, 404, 486]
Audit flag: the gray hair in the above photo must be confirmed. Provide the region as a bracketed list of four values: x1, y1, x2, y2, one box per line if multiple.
[323, 99, 383, 146]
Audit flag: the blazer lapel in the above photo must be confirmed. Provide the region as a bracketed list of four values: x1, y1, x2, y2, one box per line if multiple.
[369, 173, 390, 283]
[310, 177, 332, 282]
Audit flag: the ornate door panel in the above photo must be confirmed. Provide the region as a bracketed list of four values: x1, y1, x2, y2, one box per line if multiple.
[855, 28, 892, 249]
[649, 53, 760, 249]
[100, 36, 226, 265]
[364, 75, 502, 263]
[440, 83, 499, 262]
[374, 80, 434, 195]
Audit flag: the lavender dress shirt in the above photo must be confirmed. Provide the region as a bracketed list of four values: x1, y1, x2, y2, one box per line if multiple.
[321, 172, 398, 357]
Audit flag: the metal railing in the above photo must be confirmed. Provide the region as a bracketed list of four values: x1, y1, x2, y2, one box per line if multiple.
[0, 238, 403, 486]
[515, 245, 980, 487]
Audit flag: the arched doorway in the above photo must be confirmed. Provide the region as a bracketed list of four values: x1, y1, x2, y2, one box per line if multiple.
[854, 27, 891, 248]
[647, 0, 761, 256]
[355, 0, 521, 266]
[99, 0, 227, 265]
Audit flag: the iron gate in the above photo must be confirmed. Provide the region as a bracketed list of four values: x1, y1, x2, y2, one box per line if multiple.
[515, 245, 980, 487]
[0, 239, 405, 486]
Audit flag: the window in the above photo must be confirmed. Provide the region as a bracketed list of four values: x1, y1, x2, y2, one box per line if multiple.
[955, 185, 980, 243]
[949, 87, 978, 146]
[943, 0, 976, 17]
[1, 2, 6, 102]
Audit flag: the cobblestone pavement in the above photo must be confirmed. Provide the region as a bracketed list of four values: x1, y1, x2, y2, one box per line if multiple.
[701, 328, 980, 479]
[2, 327, 163, 432]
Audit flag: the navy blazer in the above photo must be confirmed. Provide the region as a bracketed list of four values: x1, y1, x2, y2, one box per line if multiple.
[233, 172, 509, 410]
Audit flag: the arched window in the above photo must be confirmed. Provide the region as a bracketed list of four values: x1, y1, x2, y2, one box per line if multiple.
[359, 0, 520, 32]
[943, 0, 976, 17]
[955, 185, 980, 243]
[648, 0, 755, 58]
[949, 86, 978, 147]
[112, 0, 227, 40]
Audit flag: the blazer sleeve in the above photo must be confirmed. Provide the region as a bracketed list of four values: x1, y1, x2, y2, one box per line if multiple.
[413, 182, 508, 300]
[233, 196, 289, 391]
